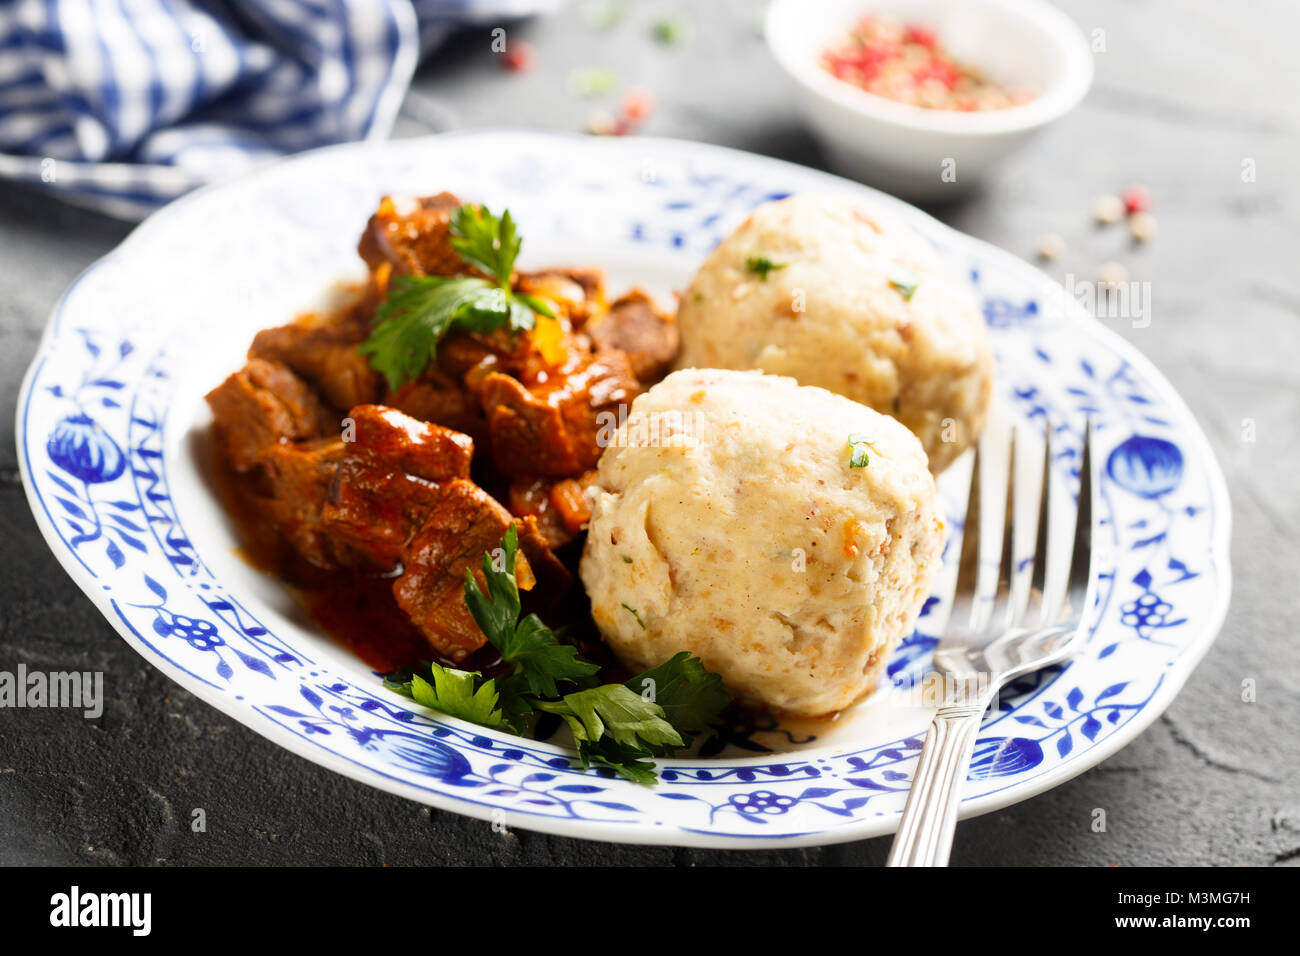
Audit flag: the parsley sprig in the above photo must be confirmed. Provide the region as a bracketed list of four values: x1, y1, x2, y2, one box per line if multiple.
[533, 686, 683, 785]
[405, 665, 504, 727]
[461, 525, 599, 699]
[384, 526, 731, 784]
[359, 204, 555, 389]
[888, 268, 920, 301]
[745, 255, 788, 280]
[846, 433, 875, 469]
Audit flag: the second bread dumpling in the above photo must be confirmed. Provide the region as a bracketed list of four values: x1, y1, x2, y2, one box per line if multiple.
[674, 194, 993, 473]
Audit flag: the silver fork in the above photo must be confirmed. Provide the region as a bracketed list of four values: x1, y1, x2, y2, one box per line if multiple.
[885, 422, 1094, 867]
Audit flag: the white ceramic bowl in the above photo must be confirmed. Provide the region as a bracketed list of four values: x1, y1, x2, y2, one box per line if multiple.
[765, 0, 1094, 197]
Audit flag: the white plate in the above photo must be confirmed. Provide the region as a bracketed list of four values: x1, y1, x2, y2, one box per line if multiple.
[17, 131, 1231, 848]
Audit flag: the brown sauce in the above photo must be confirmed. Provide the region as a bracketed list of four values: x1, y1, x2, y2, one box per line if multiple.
[210, 448, 438, 674]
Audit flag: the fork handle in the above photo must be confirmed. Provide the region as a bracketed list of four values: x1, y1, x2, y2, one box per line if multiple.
[886, 704, 988, 867]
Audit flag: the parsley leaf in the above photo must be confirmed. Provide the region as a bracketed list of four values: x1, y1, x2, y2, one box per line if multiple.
[358, 204, 554, 389]
[497, 614, 601, 698]
[626, 652, 730, 738]
[888, 269, 919, 301]
[745, 255, 788, 280]
[533, 683, 690, 784]
[384, 663, 504, 727]
[450, 204, 519, 287]
[492, 670, 539, 735]
[539, 684, 683, 752]
[620, 602, 645, 629]
[847, 432, 874, 468]
[582, 738, 660, 786]
[384, 528, 732, 785]
[463, 525, 600, 697]
[358, 276, 508, 388]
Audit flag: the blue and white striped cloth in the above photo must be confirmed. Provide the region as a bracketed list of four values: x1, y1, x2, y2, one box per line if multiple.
[0, 0, 560, 219]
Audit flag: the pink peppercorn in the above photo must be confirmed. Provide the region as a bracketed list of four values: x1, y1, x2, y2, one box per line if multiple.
[1121, 184, 1150, 215]
[914, 61, 959, 89]
[904, 25, 938, 48]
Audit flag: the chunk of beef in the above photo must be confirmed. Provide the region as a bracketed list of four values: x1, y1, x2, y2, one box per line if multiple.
[516, 267, 607, 327]
[391, 480, 568, 663]
[231, 401, 571, 662]
[253, 406, 469, 570]
[315, 405, 474, 568]
[250, 307, 381, 412]
[357, 192, 468, 278]
[520, 266, 605, 302]
[346, 403, 473, 482]
[383, 366, 487, 444]
[480, 350, 640, 476]
[441, 325, 573, 396]
[258, 437, 351, 567]
[588, 288, 679, 383]
[206, 359, 333, 471]
[433, 331, 502, 387]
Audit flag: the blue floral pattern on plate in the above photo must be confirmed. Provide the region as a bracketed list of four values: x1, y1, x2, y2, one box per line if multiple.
[16, 132, 1232, 847]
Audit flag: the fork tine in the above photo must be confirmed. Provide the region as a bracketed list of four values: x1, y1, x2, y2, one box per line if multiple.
[948, 442, 982, 633]
[1025, 422, 1053, 626]
[1062, 419, 1094, 623]
[987, 428, 1017, 633]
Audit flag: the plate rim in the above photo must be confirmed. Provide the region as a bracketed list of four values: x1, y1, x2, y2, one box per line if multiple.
[15, 129, 1234, 849]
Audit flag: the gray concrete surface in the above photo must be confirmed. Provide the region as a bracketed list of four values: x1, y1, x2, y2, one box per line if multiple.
[1, 0, 1296, 866]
